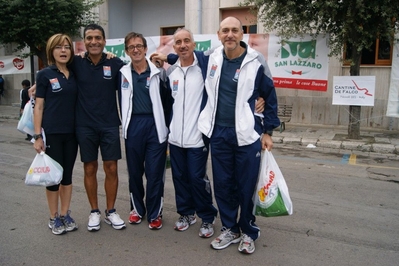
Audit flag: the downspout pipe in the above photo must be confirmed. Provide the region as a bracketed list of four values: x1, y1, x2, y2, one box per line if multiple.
[198, 0, 202, 34]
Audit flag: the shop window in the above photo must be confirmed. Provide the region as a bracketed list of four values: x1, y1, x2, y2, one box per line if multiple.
[161, 26, 184, 36]
[242, 25, 257, 34]
[221, 8, 258, 34]
[344, 38, 393, 66]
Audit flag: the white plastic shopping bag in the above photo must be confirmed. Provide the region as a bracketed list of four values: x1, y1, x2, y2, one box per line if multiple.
[25, 152, 63, 186]
[17, 100, 34, 136]
[253, 150, 293, 217]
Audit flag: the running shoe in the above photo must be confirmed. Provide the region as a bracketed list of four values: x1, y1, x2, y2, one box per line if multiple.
[61, 210, 78, 232]
[87, 211, 101, 231]
[149, 216, 162, 230]
[174, 215, 196, 231]
[210, 227, 241, 250]
[51, 214, 67, 235]
[199, 221, 214, 238]
[238, 234, 255, 254]
[48, 218, 55, 229]
[128, 209, 142, 224]
[104, 209, 126, 230]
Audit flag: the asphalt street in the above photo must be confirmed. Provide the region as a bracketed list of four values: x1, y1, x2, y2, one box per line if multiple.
[1, 117, 399, 266]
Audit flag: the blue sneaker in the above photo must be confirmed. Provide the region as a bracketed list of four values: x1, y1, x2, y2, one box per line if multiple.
[61, 210, 78, 232]
[51, 213, 67, 235]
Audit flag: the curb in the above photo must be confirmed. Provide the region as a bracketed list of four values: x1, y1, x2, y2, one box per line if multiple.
[0, 115, 19, 120]
[273, 136, 398, 156]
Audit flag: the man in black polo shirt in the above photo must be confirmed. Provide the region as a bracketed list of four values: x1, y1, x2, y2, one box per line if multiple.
[70, 24, 126, 231]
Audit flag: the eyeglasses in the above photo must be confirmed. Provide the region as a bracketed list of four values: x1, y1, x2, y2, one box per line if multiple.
[54, 45, 71, 50]
[127, 44, 145, 51]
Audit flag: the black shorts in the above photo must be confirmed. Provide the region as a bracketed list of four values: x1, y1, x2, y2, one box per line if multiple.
[76, 126, 121, 162]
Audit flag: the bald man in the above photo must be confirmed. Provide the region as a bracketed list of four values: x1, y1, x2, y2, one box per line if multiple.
[198, 16, 280, 254]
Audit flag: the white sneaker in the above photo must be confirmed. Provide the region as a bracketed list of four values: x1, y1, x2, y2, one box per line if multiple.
[210, 227, 241, 250]
[104, 210, 126, 230]
[174, 215, 196, 231]
[238, 234, 255, 254]
[199, 221, 214, 238]
[87, 211, 101, 231]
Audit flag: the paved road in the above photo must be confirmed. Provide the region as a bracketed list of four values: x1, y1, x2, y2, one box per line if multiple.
[1, 118, 398, 266]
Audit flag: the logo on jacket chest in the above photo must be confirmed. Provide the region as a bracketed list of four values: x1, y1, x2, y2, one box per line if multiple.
[146, 77, 150, 89]
[172, 80, 179, 91]
[122, 77, 129, 89]
[209, 64, 218, 79]
[232, 69, 240, 82]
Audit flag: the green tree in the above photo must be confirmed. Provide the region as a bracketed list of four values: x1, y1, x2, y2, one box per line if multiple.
[0, 0, 103, 67]
[242, 0, 399, 139]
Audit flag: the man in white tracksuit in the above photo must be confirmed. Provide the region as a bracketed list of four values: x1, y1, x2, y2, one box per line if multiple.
[198, 17, 280, 254]
[165, 28, 218, 238]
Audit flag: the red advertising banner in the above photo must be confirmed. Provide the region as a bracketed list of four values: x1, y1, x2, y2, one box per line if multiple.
[273, 77, 328, 91]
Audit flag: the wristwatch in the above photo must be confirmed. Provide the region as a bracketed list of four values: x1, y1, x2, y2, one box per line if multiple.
[33, 133, 43, 140]
[265, 130, 273, 136]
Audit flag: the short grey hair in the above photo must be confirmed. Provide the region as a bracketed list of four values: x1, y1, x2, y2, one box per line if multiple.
[173, 27, 195, 42]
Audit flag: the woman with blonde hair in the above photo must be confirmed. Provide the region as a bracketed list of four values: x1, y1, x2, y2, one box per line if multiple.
[33, 33, 78, 235]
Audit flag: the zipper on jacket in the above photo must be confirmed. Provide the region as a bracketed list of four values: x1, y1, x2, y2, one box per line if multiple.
[181, 71, 186, 146]
[175, 65, 195, 147]
[208, 76, 220, 137]
[234, 55, 257, 144]
[123, 79, 133, 138]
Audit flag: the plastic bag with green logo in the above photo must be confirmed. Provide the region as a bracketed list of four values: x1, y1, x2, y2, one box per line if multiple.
[253, 150, 293, 217]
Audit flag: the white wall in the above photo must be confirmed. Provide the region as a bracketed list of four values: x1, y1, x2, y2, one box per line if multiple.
[132, 0, 185, 37]
[107, 0, 132, 39]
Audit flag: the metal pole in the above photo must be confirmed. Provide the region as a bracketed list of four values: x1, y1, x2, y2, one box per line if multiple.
[30, 54, 35, 84]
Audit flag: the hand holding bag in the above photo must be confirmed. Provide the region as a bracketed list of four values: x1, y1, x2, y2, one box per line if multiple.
[254, 150, 293, 217]
[25, 152, 63, 186]
[17, 100, 34, 136]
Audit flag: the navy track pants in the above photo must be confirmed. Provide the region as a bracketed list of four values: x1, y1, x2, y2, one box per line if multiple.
[125, 115, 167, 222]
[169, 143, 217, 223]
[210, 125, 261, 240]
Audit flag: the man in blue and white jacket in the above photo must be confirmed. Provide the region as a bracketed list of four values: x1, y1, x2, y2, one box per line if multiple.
[199, 17, 280, 254]
[118, 32, 172, 230]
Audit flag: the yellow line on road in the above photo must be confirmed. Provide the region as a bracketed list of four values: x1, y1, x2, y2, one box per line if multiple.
[348, 154, 357, 165]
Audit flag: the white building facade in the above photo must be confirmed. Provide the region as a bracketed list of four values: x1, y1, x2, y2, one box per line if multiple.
[100, 0, 398, 129]
[1, 0, 397, 130]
